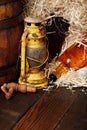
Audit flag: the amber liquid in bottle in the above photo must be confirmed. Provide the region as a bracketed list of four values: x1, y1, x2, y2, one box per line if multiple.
[50, 39, 87, 80]
[52, 62, 68, 78]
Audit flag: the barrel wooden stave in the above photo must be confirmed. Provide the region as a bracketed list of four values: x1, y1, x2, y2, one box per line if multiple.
[0, 0, 24, 84]
[0, 0, 22, 20]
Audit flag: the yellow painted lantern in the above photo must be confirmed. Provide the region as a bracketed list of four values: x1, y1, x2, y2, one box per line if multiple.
[18, 16, 48, 88]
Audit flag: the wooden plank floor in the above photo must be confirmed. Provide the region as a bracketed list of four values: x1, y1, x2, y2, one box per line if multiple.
[0, 87, 87, 130]
[55, 89, 87, 130]
[0, 89, 44, 130]
[12, 87, 87, 130]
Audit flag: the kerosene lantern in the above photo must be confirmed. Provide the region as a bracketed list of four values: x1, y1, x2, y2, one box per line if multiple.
[18, 16, 48, 88]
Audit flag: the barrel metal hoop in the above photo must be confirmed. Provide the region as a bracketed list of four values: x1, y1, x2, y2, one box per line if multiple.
[0, 0, 18, 5]
[0, 13, 24, 30]
[0, 64, 17, 76]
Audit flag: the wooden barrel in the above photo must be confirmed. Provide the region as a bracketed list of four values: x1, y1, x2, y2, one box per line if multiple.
[0, 0, 24, 85]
